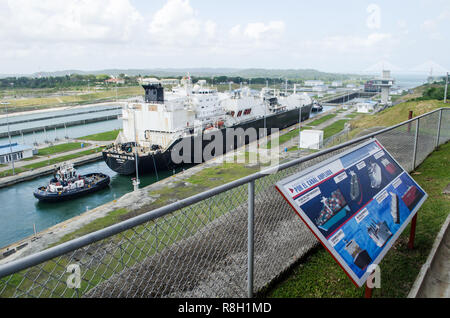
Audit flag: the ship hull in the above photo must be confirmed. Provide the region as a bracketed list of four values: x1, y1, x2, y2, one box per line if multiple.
[33, 173, 111, 202]
[103, 104, 313, 175]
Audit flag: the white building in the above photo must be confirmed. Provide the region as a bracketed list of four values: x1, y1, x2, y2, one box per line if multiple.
[300, 130, 323, 150]
[312, 85, 328, 92]
[356, 101, 378, 113]
[160, 78, 180, 85]
[304, 80, 324, 87]
[0, 143, 34, 164]
[331, 81, 342, 87]
[376, 70, 394, 105]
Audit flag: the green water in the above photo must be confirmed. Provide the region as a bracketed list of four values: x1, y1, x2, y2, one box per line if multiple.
[0, 160, 183, 249]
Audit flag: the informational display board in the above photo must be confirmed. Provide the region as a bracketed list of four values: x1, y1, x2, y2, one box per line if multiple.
[276, 139, 428, 287]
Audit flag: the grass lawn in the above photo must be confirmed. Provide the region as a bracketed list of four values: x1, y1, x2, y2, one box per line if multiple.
[267, 141, 450, 298]
[286, 146, 319, 153]
[52, 208, 129, 246]
[323, 119, 349, 139]
[265, 127, 312, 149]
[79, 130, 121, 141]
[53, 162, 261, 246]
[308, 114, 337, 126]
[37, 142, 89, 156]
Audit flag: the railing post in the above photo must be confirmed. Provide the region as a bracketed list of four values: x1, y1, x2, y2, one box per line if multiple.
[407, 110, 413, 133]
[412, 119, 420, 170]
[248, 180, 255, 298]
[436, 109, 443, 148]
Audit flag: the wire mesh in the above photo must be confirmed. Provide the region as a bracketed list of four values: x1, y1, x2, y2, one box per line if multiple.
[415, 112, 440, 167]
[438, 109, 450, 146]
[375, 120, 417, 172]
[0, 108, 448, 298]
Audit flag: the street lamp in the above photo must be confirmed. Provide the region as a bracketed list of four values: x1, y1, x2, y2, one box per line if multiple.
[445, 72, 448, 103]
[298, 104, 302, 151]
[1, 101, 14, 175]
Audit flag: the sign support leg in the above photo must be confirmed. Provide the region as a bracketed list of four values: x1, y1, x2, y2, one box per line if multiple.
[407, 110, 413, 133]
[408, 213, 418, 250]
[364, 283, 373, 298]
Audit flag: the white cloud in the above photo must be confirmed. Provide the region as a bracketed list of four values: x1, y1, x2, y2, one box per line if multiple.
[228, 21, 285, 42]
[397, 19, 409, 35]
[243, 21, 285, 40]
[306, 32, 393, 53]
[421, 7, 450, 40]
[0, 0, 143, 43]
[224, 21, 286, 53]
[204, 20, 217, 39]
[229, 25, 242, 38]
[149, 0, 219, 47]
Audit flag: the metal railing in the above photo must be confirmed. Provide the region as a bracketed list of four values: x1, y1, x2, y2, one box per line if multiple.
[0, 107, 449, 298]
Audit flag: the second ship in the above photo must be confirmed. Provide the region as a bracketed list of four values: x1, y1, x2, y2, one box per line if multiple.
[103, 77, 313, 175]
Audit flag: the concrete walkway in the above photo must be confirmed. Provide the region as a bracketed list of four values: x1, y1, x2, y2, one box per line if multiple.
[409, 212, 450, 298]
[312, 106, 355, 130]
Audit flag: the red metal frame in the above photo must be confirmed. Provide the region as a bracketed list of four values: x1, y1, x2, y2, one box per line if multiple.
[408, 213, 418, 250]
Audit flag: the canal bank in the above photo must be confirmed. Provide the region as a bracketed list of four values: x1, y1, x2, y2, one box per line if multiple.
[0, 102, 124, 146]
[0, 126, 309, 263]
[0, 114, 120, 138]
[0, 151, 102, 188]
[0, 101, 126, 120]
[0, 105, 339, 263]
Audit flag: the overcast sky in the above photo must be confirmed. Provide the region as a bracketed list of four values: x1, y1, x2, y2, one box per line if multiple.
[0, 0, 448, 75]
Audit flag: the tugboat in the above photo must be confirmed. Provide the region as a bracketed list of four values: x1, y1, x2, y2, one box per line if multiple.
[311, 101, 323, 113]
[33, 163, 110, 202]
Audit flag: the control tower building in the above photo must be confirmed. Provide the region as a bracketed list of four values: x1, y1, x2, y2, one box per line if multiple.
[376, 70, 394, 105]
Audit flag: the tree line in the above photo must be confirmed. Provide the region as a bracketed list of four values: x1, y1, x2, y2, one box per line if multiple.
[0, 73, 309, 90]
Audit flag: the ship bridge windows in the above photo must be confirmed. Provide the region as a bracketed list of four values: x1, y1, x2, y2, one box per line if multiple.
[243, 108, 252, 115]
[237, 110, 242, 117]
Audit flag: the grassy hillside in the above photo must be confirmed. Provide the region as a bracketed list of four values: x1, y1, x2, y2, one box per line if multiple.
[349, 99, 448, 138]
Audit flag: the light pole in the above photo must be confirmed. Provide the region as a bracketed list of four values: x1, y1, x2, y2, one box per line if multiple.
[133, 110, 140, 191]
[1, 101, 15, 175]
[264, 100, 267, 139]
[298, 104, 302, 151]
[444, 72, 448, 103]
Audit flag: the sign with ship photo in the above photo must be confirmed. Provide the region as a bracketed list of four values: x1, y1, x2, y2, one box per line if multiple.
[275, 139, 427, 287]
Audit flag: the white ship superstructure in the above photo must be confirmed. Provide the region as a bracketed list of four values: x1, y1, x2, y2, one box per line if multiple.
[221, 87, 266, 126]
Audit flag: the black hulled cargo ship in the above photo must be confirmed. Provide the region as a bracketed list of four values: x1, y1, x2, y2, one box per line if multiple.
[103, 78, 313, 176]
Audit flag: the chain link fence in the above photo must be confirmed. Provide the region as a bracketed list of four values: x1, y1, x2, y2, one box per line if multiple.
[0, 107, 448, 298]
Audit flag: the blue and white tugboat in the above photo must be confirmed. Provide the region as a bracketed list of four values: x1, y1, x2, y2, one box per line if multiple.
[33, 163, 110, 202]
